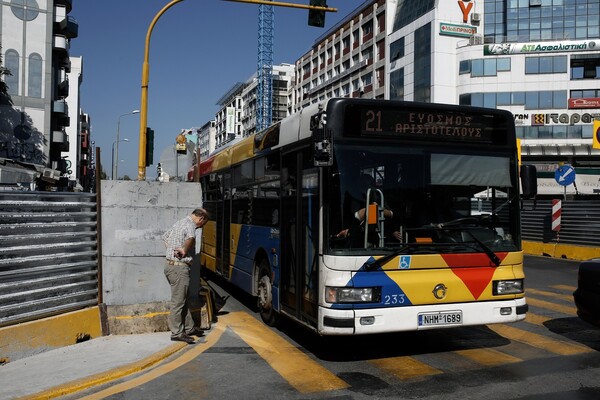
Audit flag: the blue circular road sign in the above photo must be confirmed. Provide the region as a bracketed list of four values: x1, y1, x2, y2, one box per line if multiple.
[555, 165, 576, 186]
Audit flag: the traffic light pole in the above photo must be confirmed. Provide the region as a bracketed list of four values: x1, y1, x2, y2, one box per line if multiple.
[222, 0, 335, 13]
[138, 0, 185, 181]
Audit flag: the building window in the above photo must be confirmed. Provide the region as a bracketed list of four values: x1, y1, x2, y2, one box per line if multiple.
[28, 53, 42, 98]
[570, 56, 600, 80]
[5, 49, 19, 96]
[390, 68, 404, 100]
[390, 37, 405, 62]
[525, 55, 567, 74]
[459, 60, 471, 75]
[10, 0, 39, 21]
[413, 23, 431, 102]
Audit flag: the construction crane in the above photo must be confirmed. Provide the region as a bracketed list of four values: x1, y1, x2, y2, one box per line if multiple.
[256, 2, 274, 132]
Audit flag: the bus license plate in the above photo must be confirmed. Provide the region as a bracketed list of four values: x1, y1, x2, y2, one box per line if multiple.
[418, 311, 462, 327]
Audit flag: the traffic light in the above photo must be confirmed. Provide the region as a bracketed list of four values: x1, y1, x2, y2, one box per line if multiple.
[308, 0, 326, 28]
[145, 127, 154, 166]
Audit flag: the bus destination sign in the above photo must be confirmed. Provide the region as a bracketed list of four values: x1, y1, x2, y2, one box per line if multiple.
[360, 108, 495, 143]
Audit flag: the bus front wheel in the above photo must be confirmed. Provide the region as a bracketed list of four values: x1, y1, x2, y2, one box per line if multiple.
[257, 261, 278, 326]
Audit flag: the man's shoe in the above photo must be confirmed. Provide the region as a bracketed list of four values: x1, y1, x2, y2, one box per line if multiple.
[186, 328, 204, 337]
[171, 333, 195, 344]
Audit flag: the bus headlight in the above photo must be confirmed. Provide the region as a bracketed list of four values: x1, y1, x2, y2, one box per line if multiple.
[325, 287, 381, 303]
[493, 279, 524, 295]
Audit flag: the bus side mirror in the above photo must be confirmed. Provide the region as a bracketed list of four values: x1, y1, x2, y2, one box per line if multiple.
[520, 164, 537, 200]
[311, 109, 332, 166]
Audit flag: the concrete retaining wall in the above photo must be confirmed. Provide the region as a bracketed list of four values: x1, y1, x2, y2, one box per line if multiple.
[100, 180, 205, 334]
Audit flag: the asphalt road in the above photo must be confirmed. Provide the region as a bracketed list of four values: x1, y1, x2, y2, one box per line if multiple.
[69, 255, 600, 400]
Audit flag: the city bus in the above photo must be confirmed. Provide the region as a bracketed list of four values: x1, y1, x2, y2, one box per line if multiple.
[198, 98, 536, 335]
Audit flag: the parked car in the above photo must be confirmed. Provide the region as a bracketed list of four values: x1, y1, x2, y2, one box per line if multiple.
[573, 259, 600, 328]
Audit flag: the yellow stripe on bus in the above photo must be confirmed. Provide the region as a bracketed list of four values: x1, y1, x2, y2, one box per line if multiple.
[487, 324, 591, 355]
[369, 356, 443, 380]
[223, 312, 349, 393]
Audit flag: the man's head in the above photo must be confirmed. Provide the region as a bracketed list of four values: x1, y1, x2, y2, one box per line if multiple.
[191, 208, 209, 228]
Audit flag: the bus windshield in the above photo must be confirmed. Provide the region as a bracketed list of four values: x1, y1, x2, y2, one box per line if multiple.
[327, 143, 519, 255]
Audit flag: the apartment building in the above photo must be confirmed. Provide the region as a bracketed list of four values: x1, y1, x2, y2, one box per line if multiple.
[294, 0, 387, 110]
[294, 0, 600, 195]
[0, 0, 86, 190]
[213, 63, 295, 152]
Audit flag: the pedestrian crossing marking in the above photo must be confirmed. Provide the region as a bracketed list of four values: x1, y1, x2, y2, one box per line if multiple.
[551, 285, 576, 292]
[527, 288, 574, 303]
[487, 324, 591, 355]
[369, 356, 443, 380]
[223, 312, 349, 393]
[526, 296, 577, 316]
[522, 312, 551, 325]
[454, 348, 521, 366]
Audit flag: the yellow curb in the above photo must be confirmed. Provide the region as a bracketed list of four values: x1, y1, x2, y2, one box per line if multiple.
[17, 342, 187, 400]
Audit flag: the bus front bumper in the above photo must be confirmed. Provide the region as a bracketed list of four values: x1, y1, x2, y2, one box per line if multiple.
[318, 297, 527, 335]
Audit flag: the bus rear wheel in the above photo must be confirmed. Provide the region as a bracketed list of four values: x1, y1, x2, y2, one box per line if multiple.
[257, 261, 278, 326]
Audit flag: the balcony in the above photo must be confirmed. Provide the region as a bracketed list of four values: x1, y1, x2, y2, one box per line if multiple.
[57, 77, 69, 98]
[53, 34, 69, 56]
[53, 100, 70, 127]
[57, 16, 79, 39]
[55, 0, 72, 13]
[51, 130, 69, 152]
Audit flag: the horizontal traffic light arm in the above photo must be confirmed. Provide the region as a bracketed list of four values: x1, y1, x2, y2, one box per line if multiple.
[222, 0, 336, 12]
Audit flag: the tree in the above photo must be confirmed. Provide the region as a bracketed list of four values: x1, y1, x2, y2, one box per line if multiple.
[0, 44, 13, 106]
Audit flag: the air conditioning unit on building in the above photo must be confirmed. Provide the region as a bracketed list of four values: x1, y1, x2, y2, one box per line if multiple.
[469, 34, 483, 45]
[471, 13, 481, 23]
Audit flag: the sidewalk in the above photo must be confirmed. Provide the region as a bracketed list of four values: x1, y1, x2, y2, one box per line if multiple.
[0, 330, 202, 400]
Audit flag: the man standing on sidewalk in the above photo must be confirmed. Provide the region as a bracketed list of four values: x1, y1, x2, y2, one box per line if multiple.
[162, 208, 208, 344]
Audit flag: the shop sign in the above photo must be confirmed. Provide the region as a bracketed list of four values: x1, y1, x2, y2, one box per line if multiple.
[568, 98, 600, 109]
[514, 111, 600, 126]
[484, 40, 597, 55]
[440, 23, 477, 38]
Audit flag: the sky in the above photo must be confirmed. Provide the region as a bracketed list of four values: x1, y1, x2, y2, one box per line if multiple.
[69, 0, 363, 180]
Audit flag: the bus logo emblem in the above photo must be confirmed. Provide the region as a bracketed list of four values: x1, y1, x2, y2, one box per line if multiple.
[433, 284, 447, 300]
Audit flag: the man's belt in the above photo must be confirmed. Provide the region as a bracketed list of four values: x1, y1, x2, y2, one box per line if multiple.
[167, 260, 191, 266]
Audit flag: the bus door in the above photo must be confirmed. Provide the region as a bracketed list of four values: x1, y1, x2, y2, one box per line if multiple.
[218, 172, 231, 279]
[280, 147, 319, 326]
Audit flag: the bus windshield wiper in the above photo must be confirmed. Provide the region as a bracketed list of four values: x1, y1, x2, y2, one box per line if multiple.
[363, 244, 418, 271]
[461, 230, 501, 266]
[435, 217, 501, 267]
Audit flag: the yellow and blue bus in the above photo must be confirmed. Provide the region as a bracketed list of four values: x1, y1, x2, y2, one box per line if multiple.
[199, 98, 536, 335]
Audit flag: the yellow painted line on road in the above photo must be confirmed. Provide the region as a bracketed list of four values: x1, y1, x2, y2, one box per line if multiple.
[370, 356, 442, 380]
[454, 348, 521, 367]
[527, 288, 573, 303]
[551, 284, 576, 292]
[225, 312, 349, 393]
[523, 312, 551, 325]
[487, 324, 591, 356]
[69, 322, 228, 400]
[526, 296, 577, 316]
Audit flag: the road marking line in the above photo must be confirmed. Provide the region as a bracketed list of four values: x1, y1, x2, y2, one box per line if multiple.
[523, 312, 551, 325]
[74, 321, 229, 400]
[527, 288, 574, 303]
[225, 312, 349, 393]
[370, 356, 442, 380]
[487, 324, 591, 355]
[454, 348, 521, 366]
[551, 284, 576, 292]
[526, 296, 577, 316]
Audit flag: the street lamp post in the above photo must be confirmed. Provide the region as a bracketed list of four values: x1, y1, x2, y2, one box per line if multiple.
[111, 138, 129, 180]
[115, 110, 140, 180]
